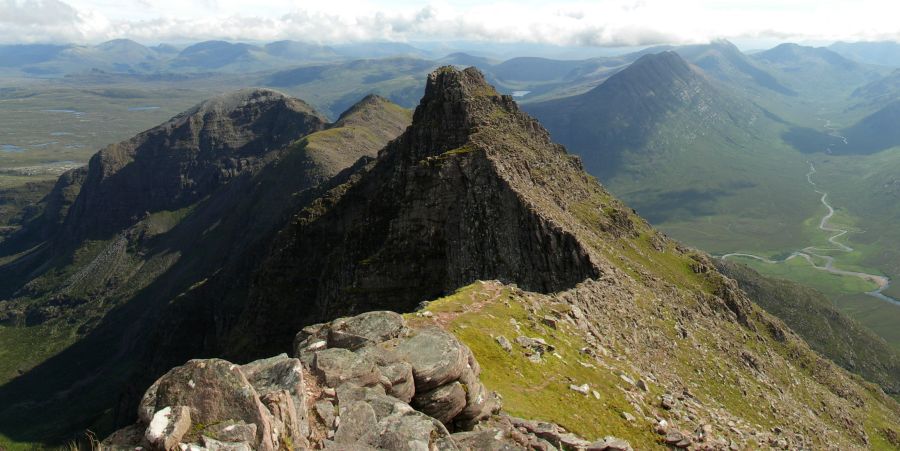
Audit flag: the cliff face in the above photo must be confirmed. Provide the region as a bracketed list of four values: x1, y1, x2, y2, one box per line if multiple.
[63, 89, 327, 240]
[228, 67, 610, 357]
[0, 91, 412, 444]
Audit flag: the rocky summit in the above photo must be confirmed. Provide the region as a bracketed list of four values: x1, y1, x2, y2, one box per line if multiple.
[2, 67, 900, 450]
[104, 311, 606, 450]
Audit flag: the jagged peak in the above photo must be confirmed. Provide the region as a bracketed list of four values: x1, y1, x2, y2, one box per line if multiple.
[399, 66, 523, 158]
[423, 66, 497, 100]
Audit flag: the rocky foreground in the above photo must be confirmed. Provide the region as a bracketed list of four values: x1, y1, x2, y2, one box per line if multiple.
[102, 310, 630, 451]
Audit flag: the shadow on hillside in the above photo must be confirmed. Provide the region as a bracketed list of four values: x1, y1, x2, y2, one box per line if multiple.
[628, 180, 757, 224]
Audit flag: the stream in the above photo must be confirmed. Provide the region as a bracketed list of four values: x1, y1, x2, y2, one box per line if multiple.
[721, 162, 900, 306]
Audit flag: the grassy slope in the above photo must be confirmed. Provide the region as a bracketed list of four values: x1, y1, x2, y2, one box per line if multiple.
[717, 260, 900, 393]
[413, 279, 900, 450]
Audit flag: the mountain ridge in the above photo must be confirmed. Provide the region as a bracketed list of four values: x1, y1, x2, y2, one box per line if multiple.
[1, 67, 900, 449]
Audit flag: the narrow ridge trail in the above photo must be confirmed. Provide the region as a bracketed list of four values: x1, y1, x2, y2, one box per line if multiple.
[721, 162, 900, 306]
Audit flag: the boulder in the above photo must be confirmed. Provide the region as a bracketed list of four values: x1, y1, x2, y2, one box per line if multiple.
[240, 354, 309, 444]
[456, 369, 492, 424]
[397, 328, 467, 391]
[328, 311, 407, 350]
[108, 310, 596, 451]
[201, 421, 258, 443]
[144, 406, 191, 451]
[379, 361, 416, 402]
[412, 381, 467, 424]
[315, 400, 336, 428]
[495, 335, 513, 352]
[100, 424, 146, 450]
[313, 348, 382, 388]
[139, 359, 275, 450]
[201, 436, 253, 451]
[588, 436, 633, 451]
[334, 401, 378, 444]
[362, 409, 459, 451]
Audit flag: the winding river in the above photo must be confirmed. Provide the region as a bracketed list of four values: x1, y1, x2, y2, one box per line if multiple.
[721, 162, 900, 306]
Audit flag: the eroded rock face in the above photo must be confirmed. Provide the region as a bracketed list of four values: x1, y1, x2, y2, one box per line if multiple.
[64, 89, 327, 240]
[103, 310, 623, 451]
[239, 66, 601, 357]
[295, 311, 496, 430]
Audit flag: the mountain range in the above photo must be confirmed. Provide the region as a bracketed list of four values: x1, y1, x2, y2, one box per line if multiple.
[1, 66, 899, 449]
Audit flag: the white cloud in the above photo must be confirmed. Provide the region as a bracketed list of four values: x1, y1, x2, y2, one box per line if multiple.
[1, 0, 900, 46]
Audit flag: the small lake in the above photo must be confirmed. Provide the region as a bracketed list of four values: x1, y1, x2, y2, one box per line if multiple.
[1, 144, 24, 152]
[128, 106, 160, 111]
[43, 109, 85, 117]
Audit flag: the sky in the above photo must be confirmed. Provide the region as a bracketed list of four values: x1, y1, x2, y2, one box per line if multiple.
[2, 0, 900, 48]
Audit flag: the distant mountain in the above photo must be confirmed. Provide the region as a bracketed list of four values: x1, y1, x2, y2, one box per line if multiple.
[264, 57, 436, 117]
[526, 51, 773, 179]
[0, 40, 348, 76]
[170, 40, 262, 69]
[852, 68, 900, 105]
[675, 40, 795, 95]
[830, 40, 900, 67]
[94, 39, 158, 61]
[437, 52, 496, 69]
[332, 42, 432, 59]
[489, 56, 606, 82]
[843, 100, 900, 153]
[788, 98, 900, 155]
[0, 44, 69, 68]
[263, 40, 339, 61]
[0, 40, 159, 75]
[752, 43, 886, 97]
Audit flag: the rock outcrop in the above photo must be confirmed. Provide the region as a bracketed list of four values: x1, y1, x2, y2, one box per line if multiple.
[0, 92, 412, 443]
[103, 311, 617, 451]
[64, 88, 327, 240]
[227, 66, 608, 358]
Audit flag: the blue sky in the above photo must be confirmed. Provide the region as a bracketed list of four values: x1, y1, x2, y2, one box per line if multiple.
[1, 0, 899, 47]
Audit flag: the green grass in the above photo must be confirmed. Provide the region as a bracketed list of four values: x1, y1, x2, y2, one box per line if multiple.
[409, 282, 666, 448]
[732, 255, 879, 297]
[0, 323, 79, 385]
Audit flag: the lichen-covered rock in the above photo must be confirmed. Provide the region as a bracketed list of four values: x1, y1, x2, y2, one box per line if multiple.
[201, 436, 253, 451]
[240, 353, 309, 445]
[145, 406, 191, 451]
[412, 381, 467, 424]
[138, 359, 276, 450]
[327, 311, 408, 350]
[588, 436, 634, 451]
[335, 401, 379, 444]
[106, 310, 597, 451]
[313, 348, 382, 388]
[397, 328, 468, 391]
